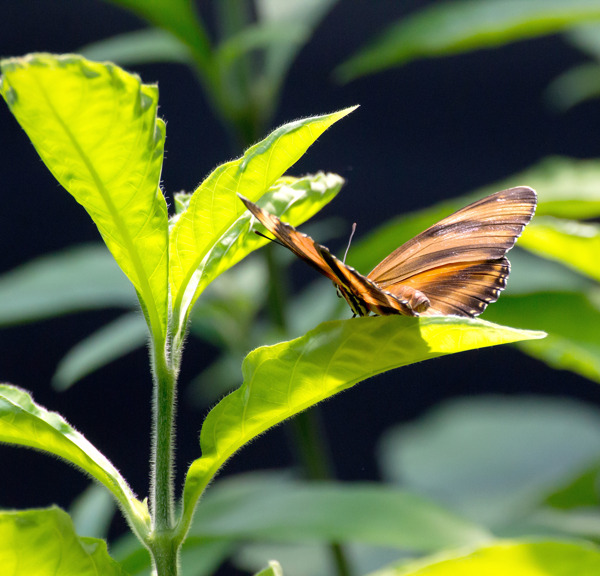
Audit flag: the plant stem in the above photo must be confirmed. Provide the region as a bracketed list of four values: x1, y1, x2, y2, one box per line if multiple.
[289, 411, 353, 576]
[289, 409, 332, 481]
[149, 339, 179, 574]
[264, 243, 288, 332]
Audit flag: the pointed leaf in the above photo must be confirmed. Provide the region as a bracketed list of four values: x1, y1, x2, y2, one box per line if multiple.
[477, 156, 600, 219]
[0, 244, 136, 327]
[0, 384, 150, 538]
[69, 484, 117, 540]
[169, 107, 355, 334]
[52, 312, 148, 390]
[188, 473, 490, 550]
[336, 0, 600, 82]
[349, 156, 600, 273]
[484, 292, 600, 383]
[372, 540, 600, 576]
[0, 54, 168, 340]
[182, 316, 544, 519]
[378, 396, 600, 527]
[545, 63, 600, 111]
[106, 0, 208, 57]
[79, 28, 193, 66]
[519, 217, 600, 281]
[0, 507, 128, 576]
[186, 172, 344, 306]
[255, 560, 283, 576]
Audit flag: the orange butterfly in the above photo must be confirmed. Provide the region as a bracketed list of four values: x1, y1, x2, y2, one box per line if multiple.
[238, 187, 537, 317]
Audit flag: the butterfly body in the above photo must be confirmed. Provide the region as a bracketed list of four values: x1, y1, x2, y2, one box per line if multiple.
[239, 186, 537, 318]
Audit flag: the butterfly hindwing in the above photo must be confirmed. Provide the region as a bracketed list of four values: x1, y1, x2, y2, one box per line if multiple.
[402, 259, 511, 316]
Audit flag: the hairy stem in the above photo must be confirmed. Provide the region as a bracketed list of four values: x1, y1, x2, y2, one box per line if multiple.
[149, 338, 179, 574]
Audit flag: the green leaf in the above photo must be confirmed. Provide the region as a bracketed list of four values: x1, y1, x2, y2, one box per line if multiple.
[484, 292, 600, 383]
[168, 108, 355, 338]
[565, 22, 600, 59]
[0, 384, 150, 538]
[0, 507, 128, 576]
[186, 172, 343, 309]
[545, 63, 600, 111]
[216, 0, 337, 124]
[0, 54, 169, 341]
[335, 0, 600, 82]
[371, 540, 600, 576]
[52, 312, 148, 390]
[378, 396, 600, 527]
[476, 156, 600, 219]
[69, 484, 117, 540]
[526, 507, 600, 540]
[187, 473, 490, 550]
[502, 248, 594, 295]
[79, 27, 193, 66]
[255, 560, 283, 576]
[0, 244, 136, 327]
[181, 316, 544, 523]
[105, 0, 208, 58]
[519, 217, 600, 282]
[349, 156, 600, 274]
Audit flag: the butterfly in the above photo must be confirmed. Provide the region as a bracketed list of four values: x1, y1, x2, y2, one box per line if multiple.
[238, 186, 537, 317]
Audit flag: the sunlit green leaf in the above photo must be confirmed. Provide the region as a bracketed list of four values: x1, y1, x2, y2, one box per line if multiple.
[187, 172, 343, 308]
[378, 396, 600, 527]
[0, 384, 150, 538]
[484, 291, 600, 383]
[79, 27, 193, 66]
[0, 244, 135, 327]
[198, 173, 342, 297]
[0, 507, 128, 576]
[519, 217, 600, 281]
[255, 560, 283, 576]
[371, 540, 600, 576]
[335, 0, 600, 82]
[186, 473, 490, 550]
[182, 316, 544, 520]
[169, 108, 355, 339]
[0, 54, 168, 341]
[52, 312, 148, 390]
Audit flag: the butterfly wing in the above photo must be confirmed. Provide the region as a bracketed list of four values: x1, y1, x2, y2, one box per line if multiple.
[367, 186, 537, 316]
[238, 194, 421, 316]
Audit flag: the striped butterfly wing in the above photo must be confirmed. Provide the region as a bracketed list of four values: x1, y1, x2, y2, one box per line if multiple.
[367, 186, 537, 316]
[238, 195, 420, 316]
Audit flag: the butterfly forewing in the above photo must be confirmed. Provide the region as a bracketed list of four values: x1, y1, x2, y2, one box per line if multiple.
[239, 196, 340, 284]
[368, 187, 536, 285]
[238, 195, 419, 316]
[239, 186, 536, 318]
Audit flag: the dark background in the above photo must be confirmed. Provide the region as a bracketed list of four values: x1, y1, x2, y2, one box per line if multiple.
[1, 0, 600, 563]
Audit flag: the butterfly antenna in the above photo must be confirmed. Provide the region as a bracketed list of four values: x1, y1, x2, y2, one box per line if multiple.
[343, 222, 357, 264]
[254, 229, 286, 248]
